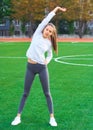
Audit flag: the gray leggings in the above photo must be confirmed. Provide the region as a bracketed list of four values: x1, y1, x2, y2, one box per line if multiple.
[18, 62, 54, 114]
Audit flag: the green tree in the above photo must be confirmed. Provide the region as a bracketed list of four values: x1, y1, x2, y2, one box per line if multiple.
[48, 0, 93, 37]
[11, 0, 46, 21]
[59, 0, 93, 37]
[0, 0, 12, 19]
[11, 0, 93, 37]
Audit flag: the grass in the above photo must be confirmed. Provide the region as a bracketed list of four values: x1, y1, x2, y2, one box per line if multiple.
[0, 41, 93, 130]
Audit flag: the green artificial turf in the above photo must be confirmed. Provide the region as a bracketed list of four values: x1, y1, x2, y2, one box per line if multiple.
[0, 41, 93, 130]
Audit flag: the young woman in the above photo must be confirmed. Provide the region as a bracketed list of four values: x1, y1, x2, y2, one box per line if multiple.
[11, 6, 66, 127]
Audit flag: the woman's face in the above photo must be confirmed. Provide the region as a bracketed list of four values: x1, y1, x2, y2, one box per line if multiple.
[43, 25, 54, 39]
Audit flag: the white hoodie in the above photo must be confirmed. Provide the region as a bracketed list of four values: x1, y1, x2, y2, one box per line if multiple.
[26, 11, 56, 64]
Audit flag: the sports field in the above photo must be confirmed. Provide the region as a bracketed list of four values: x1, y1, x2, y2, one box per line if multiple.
[0, 41, 93, 130]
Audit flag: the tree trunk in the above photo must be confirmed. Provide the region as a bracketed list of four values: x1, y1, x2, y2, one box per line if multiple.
[78, 20, 87, 38]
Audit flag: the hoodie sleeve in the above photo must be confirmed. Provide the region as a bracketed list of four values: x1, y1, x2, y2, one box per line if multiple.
[33, 11, 56, 37]
[45, 47, 53, 64]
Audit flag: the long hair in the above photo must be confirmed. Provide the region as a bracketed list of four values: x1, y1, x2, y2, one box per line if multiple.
[48, 23, 58, 54]
[43, 23, 58, 54]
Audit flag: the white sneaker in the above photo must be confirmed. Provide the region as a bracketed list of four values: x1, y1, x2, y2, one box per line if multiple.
[49, 117, 57, 127]
[11, 116, 21, 125]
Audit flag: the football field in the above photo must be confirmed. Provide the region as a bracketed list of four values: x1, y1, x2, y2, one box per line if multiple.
[0, 41, 93, 130]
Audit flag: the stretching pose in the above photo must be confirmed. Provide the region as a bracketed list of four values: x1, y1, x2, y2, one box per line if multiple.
[11, 6, 66, 127]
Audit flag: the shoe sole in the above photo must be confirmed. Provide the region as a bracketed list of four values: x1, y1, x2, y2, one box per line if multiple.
[49, 122, 57, 127]
[11, 121, 21, 126]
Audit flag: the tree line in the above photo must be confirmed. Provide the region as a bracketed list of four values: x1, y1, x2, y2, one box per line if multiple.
[0, 0, 93, 37]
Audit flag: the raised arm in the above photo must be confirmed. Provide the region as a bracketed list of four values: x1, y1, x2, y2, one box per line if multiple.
[33, 6, 67, 37]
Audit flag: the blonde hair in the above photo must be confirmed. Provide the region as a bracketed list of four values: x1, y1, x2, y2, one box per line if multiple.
[43, 23, 58, 54]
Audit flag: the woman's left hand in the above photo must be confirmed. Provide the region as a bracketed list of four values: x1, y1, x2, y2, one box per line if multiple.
[44, 60, 48, 65]
[60, 7, 67, 12]
[53, 6, 67, 13]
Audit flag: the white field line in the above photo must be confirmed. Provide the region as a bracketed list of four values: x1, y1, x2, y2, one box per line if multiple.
[54, 54, 93, 67]
[1, 42, 93, 66]
[0, 42, 27, 59]
[0, 56, 26, 59]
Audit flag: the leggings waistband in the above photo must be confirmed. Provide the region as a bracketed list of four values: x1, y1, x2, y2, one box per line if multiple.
[28, 58, 37, 64]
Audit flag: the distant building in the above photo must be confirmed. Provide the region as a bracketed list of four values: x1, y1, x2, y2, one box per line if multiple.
[87, 20, 93, 35]
[12, 20, 22, 36]
[0, 19, 10, 36]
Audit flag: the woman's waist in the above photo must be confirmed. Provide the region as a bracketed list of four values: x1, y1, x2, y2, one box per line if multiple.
[28, 58, 46, 68]
[28, 58, 37, 64]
